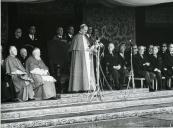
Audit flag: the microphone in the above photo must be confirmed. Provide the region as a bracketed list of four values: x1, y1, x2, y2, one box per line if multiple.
[99, 43, 104, 47]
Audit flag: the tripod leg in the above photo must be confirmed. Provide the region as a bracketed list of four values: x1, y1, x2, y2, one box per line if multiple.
[127, 75, 131, 89]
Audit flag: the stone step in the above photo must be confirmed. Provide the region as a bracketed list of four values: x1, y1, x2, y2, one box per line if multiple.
[2, 89, 173, 111]
[2, 96, 173, 121]
[2, 89, 173, 128]
[2, 102, 173, 124]
[1, 106, 173, 128]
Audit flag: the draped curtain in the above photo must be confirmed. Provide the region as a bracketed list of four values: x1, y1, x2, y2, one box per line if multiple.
[2, 0, 173, 6]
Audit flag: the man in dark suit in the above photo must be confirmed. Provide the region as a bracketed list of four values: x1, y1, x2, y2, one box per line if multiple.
[104, 43, 127, 90]
[47, 27, 68, 78]
[10, 28, 24, 52]
[24, 25, 40, 55]
[162, 43, 173, 89]
[146, 44, 154, 62]
[159, 43, 168, 60]
[65, 26, 74, 47]
[150, 46, 163, 90]
[134, 46, 156, 92]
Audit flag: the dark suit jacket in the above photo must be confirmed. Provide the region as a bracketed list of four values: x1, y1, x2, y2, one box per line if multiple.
[117, 53, 128, 69]
[104, 52, 119, 73]
[163, 52, 173, 70]
[150, 55, 162, 71]
[23, 34, 40, 55]
[47, 35, 68, 65]
[65, 34, 73, 46]
[10, 37, 24, 51]
[134, 54, 152, 76]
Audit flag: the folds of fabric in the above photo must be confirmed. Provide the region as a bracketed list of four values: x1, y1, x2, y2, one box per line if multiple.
[25, 56, 57, 99]
[5, 56, 34, 101]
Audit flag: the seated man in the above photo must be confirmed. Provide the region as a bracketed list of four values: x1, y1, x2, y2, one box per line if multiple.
[150, 46, 163, 90]
[5, 46, 35, 101]
[104, 43, 126, 90]
[1, 45, 17, 102]
[18, 48, 28, 67]
[26, 48, 57, 100]
[134, 46, 156, 92]
[162, 43, 173, 89]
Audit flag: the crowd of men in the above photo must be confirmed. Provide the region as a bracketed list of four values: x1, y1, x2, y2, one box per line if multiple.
[1, 24, 173, 102]
[104, 43, 173, 92]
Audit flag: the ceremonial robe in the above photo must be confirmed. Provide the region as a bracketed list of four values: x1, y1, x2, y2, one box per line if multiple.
[5, 55, 34, 101]
[68, 33, 96, 92]
[26, 56, 56, 99]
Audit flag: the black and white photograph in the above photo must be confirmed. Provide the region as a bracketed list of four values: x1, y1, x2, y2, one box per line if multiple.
[1, 0, 173, 127]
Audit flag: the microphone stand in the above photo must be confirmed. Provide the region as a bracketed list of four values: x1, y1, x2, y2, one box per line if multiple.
[127, 46, 135, 89]
[88, 44, 103, 102]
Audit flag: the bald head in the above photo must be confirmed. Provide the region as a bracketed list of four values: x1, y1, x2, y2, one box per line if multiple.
[9, 46, 17, 56]
[138, 46, 145, 55]
[169, 43, 173, 53]
[20, 48, 27, 58]
[32, 48, 41, 59]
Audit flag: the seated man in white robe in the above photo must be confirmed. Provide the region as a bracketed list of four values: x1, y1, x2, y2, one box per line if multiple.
[26, 48, 57, 100]
[5, 46, 35, 101]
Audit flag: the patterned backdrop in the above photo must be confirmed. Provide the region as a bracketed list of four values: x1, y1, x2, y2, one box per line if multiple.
[85, 5, 136, 50]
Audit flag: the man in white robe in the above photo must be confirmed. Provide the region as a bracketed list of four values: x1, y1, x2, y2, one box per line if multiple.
[68, 24, 96, 92]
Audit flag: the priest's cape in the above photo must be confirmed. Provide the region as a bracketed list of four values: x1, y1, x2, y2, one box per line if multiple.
[68, 33, 96, 92]
[25, 56, 57, 100]
[5, 55, 34, 101]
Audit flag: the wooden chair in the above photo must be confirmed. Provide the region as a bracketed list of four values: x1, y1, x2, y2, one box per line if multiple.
[134, 77, 155, 89]
[134, 78, 145, 88]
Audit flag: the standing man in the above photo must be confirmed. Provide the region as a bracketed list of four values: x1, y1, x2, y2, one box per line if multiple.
[47, 27, 68, 93]
[24, 25, 40, 55]
[10, 28, 24, 51]
[65, 26, 74, 46]
[47, 26, 68, 78]
[68, 24, 96, 92]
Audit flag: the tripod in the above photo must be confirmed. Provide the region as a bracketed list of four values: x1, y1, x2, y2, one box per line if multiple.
[88, 45, 103, 102]
[127, 46, 135, 89]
